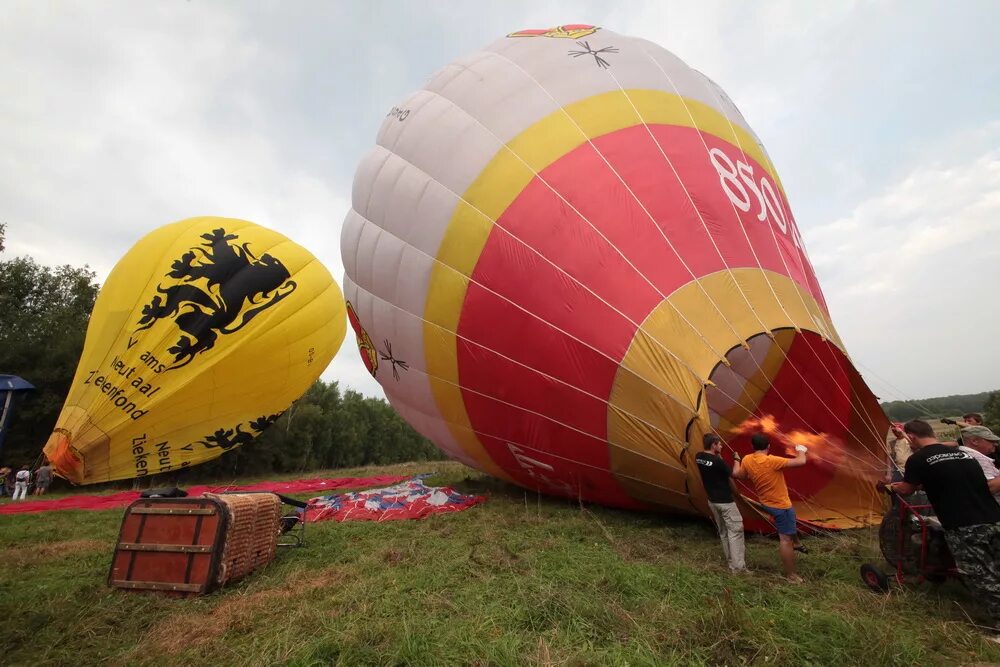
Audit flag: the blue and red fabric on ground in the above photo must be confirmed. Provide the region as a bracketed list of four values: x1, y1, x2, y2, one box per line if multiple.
[306, 474, 486, 522]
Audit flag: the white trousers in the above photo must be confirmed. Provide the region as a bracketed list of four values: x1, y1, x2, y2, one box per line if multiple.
[708, 501, 746, 571]
[12, 482, 28, 500]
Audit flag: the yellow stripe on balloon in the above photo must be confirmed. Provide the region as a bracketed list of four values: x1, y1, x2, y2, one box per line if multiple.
[424, 90, 791, 477]
[607, 269, 841, 518]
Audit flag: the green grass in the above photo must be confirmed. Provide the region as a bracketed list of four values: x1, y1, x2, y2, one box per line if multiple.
[1, 461, 998, 666]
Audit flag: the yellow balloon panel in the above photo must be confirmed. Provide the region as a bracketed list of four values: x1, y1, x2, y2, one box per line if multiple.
[44, 217, 346, 484]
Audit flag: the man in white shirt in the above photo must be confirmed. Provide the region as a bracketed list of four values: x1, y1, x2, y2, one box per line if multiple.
[961, 426, 1000, 505]
[12, 465, 31, 501]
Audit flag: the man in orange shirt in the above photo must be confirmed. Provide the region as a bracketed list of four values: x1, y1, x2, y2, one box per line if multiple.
[734, 433, 809, 582]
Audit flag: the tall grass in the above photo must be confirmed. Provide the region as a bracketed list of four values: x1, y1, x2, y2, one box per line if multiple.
[1, 461, 997, 666]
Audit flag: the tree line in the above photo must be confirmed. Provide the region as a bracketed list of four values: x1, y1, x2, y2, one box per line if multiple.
[0, 223, 443, 482]
[881, 391, 999, 427]
[2, 222, 997, 483]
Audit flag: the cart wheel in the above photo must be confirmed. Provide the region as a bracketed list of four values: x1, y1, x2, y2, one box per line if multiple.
[861, 564, 890, 593]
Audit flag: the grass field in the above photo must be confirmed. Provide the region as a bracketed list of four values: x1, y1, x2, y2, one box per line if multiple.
[1, 460, 999, 666]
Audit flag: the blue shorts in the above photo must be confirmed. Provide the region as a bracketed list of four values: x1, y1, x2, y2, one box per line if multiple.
[763, 505, 798, 535]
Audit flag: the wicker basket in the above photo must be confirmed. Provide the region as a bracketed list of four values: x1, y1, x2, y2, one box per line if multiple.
[206, 493, 281, 586]
[109, 492, 281, 596]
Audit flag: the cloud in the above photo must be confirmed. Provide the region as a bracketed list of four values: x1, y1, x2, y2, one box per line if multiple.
[1, 0, 998, 401]
[807, 134, 1000, 397]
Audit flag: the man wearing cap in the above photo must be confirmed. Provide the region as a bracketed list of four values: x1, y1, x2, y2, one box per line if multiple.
[734, 433, 809, 583]
[695, 433, 747, 573]
[961, 426, 1000, 505]
[888, 419, 1000, 629]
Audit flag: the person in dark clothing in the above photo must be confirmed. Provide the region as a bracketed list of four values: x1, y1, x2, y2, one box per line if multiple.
[696, 433, 746, 572]
[888, 419, 1000, 629]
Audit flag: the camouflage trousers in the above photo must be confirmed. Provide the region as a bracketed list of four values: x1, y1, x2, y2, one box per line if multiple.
[945, 523, 1000, 624]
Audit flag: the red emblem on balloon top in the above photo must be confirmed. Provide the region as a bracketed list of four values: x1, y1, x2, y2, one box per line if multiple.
[508, 25, 599, 39]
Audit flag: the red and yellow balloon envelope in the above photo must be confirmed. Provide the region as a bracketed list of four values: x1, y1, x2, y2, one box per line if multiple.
[341, 26, 889, 530]
[44, 217, 346, 484]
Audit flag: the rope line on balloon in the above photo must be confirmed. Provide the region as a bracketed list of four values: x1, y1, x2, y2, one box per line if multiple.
[412, 88, 733, 363]
[561, 64, 899, 509]
[58, 262, 342, 477]
[344, 234, 708, 468]
[348, 151, 840, 476]
[849, 358, 941, 419]
[349, 177, 710, 437]
[603, 58, 892, 458]
[686, 72, 891, 452]
[352, 151, 732, 423]
[727, 452, 885, 540]
[406, 86, 764, 386]
[784, 486, 885, 561]
[344, 241, 873, 492]
[363, 94, 894, 480]
[332, 348, 697, 504]
[363, 86, 891, 517]
[346, 219, 885, 480]
[474, 46, 893, 524]
[352, 268, 886, 538]
[598, 75, 898, 483]
[478, 53, 900, 480]
[471, 49, 894, 465]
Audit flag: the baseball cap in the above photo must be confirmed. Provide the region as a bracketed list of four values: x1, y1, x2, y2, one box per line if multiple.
[961, 425, 1000, 442]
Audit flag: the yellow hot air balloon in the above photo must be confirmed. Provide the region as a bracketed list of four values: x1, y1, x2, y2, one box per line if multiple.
[44, 217, 346, 484]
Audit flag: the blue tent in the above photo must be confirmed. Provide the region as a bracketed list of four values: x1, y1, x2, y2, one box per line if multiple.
[0, 375, 35, 459]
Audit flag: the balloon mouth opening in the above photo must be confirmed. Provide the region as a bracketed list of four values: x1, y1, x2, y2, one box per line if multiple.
[707, 329, 888, 530]
[44, 430, 83, 483]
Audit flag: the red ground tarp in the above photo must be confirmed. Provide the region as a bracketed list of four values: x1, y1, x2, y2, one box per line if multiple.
[306, 475, 486, 522]
[0, 475, 408, 515]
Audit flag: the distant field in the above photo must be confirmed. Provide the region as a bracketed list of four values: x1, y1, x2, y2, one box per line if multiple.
[1, 461, 998, 666]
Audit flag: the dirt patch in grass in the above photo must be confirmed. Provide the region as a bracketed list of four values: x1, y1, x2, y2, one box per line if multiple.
[136, 567, 347, 655]
[1, 539, 105, 567]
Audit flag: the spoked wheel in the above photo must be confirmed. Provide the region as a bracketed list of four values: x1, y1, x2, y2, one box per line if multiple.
[861, 563, 890, 593]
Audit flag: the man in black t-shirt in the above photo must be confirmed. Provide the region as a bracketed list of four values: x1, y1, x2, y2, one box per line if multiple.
[696, 433, 746, 572]
[889, 419, 1000, 626]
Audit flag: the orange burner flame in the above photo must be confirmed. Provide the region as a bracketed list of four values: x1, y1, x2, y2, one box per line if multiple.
[731, 414, 845, 468]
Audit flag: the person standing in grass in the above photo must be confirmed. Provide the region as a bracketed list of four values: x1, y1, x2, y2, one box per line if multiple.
[888, 419, 1000, 630]
[695, 433, 746, 573]
[12, 465, 30, 501]
[734, 433, 809, 583]
[33, 461, 53, 496]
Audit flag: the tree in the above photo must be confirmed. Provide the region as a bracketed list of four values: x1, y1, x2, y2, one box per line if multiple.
[984, 391, 1000, 433]
[881, 392, 994, 421]
[185, 379, 445, 481]
[0, 249, 99, 463]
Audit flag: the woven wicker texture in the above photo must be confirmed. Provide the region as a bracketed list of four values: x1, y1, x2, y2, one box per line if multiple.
[205, 493, 281, 585]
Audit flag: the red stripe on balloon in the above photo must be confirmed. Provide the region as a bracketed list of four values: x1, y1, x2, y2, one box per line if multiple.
[457, 123, 829, 503]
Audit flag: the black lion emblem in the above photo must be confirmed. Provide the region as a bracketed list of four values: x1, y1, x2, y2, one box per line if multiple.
[133, 228, 296, 370]
[181, 411, 286, 452]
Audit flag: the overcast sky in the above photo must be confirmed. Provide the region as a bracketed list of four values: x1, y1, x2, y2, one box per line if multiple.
[2, 1, 997, 404]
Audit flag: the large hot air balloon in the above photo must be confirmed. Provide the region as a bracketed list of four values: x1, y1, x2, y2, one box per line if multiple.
[44, 217, 346, 484]
[341, 25, 890, 530]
